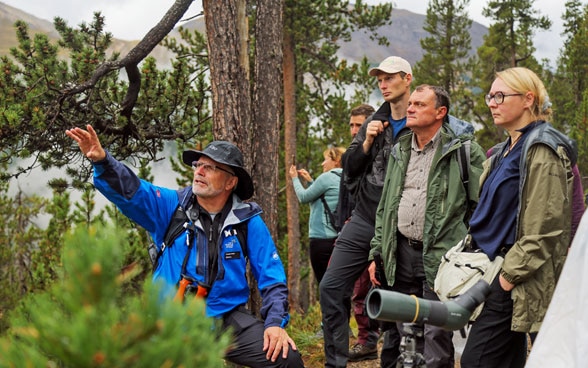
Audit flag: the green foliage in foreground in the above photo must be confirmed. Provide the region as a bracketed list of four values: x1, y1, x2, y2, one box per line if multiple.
[287, 302, 325, 367]
[0, 225, 231, 368]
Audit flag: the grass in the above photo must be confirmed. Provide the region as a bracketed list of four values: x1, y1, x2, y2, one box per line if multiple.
[288, 302, 362, 367]
[288, 302, 325, 366]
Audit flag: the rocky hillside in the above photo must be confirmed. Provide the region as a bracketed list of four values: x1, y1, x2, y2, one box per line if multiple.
[0, 1, 175, 67]
[338, 8, 486, 65]
[0, 2, 486, 67]
[0, 2, 60, 55]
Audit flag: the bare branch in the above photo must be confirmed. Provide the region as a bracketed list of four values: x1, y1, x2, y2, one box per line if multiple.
[59, 0, 194, 116]
[121, 64, 141, 119]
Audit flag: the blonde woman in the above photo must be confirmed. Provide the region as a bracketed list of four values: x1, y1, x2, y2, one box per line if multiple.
[289, 146, 345, 283]
[461, 67, 576, 367]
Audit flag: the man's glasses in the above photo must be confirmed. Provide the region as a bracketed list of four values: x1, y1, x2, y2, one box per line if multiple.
[192, 161, 235, 176]
[485, 91, 523, 105]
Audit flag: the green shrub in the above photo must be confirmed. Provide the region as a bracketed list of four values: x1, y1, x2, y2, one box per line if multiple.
[0, 225, 230, 367]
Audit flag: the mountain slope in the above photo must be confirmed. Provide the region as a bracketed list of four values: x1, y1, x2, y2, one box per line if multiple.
[337, 8, 487, 65]
[0, 1, 60, 55]
[0, 1, 174, 67]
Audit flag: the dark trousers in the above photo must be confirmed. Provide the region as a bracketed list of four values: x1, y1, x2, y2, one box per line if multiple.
[309, 237, 336, 284]
[223, 308, 305, 367]
[320, 214, 388, 367]
[460, 275, 527, 368]
[353, 267, 380, 347]
[380, 235, 454, 368]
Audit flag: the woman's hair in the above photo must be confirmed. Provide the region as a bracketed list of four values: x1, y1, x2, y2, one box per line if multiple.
[496, 67, 552, 121]
[324, 146, 346, 165]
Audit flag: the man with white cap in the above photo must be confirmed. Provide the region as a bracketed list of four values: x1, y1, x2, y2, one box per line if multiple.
[66, 125, 304, 368]
[319, 56, 413, 367]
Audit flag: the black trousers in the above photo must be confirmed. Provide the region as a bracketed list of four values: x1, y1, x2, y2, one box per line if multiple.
[319, 214, 388, 367]
[223, 307, 305, 367]
[309, 237, 336, 284]
[460, 275, 527, 368]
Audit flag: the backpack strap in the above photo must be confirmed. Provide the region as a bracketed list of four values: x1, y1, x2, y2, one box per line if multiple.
[457, 140, 471, 188]
[319, 194, 338, 231]
[234, 220, 249, 260]
[148, 203, 190, 270]
[319, 171, 342, 231]
[456, 140, 472, 220]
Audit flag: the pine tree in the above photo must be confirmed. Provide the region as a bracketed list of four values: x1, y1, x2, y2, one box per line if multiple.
[552, 2, 588, 123]
[0, 225, 231, 367]
[470, 0, 552, 149]
[30, 178, 72, 291]
[548, 1, 588, 180]
[0, 187, 46, 333]
[0, 14, 210, 183]
[413, 0, 473, 118]
[281, 0, 392, 309]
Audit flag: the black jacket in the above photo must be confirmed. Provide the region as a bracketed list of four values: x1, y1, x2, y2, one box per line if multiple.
[343, 102, 410, 224]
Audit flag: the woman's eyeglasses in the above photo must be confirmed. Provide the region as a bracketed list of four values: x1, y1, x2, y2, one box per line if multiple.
[485, 91, 523, 105]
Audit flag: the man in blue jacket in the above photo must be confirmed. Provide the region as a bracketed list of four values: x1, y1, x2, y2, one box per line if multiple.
[66, 125, 304, 368]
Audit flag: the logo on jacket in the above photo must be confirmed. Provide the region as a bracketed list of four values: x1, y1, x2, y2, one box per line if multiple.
[224, 229, 237, 237]
[224, 229, 238, 249]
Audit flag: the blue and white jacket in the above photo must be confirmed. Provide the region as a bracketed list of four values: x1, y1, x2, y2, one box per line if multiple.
[93, 151, 290, 328]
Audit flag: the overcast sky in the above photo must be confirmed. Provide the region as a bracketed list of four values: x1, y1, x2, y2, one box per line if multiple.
[2, 0, 582, 64]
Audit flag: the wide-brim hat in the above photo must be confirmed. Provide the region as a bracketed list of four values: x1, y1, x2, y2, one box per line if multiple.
[368, 56, 412, 76]
[182, 141, 254, 200]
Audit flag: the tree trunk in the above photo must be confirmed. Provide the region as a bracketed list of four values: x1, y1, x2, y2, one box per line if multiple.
[252, 0, 283, 236]
[203, 0, 251, 146]
[283, 29, 301, 312]
[203, 0, 261, 319]
[249, 0, 284, 315]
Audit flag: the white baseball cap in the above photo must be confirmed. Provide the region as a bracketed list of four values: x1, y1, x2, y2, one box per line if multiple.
[368, 56, 412, 76]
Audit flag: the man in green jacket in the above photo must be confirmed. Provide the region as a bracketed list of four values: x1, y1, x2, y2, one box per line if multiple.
[368, 85, 486, 368]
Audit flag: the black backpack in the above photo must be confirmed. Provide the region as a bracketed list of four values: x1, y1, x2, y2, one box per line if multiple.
[319, 171, 342, 232]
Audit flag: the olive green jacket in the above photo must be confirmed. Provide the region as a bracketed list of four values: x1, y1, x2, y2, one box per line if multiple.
[370, 124, 485, 288]
[489, 140, 574, 333]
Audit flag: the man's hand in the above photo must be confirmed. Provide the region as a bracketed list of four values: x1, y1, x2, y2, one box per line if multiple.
[368, 261, 380, 287]
[65, 125, 106, 162]
[263, 326, 297, 362]
[363, 120, 389, 154]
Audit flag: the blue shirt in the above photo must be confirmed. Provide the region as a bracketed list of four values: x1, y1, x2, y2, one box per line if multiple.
[389, 116, 407, 140]
[469, 126, 532, 259]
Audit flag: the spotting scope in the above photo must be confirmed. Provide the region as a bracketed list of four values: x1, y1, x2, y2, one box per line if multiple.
[365, 279, 490, 331]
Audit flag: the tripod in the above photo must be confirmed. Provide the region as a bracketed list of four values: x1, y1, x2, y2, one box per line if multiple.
[396, 323, 426, 368]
